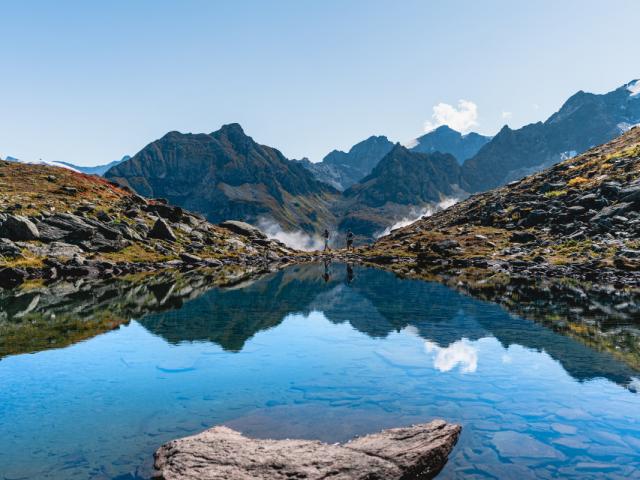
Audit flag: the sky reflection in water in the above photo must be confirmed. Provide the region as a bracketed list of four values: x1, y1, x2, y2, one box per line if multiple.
[0, 263, 639, 479]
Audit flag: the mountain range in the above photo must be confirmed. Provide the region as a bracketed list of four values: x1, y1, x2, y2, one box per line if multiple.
[337, 146, 462, 235]
[297, 126, 491, 191]
[461, 79, 640, 191]
[295, 135, 394, 191]
[102, 79, 640, 242]
[106, 123, 338, 234]
[59, 156, 130, 176]
[3, 155, 129, 176]
[410, 126, 491, 164]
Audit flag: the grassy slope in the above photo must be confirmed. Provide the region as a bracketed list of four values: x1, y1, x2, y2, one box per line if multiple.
[359, 128, 640, 371]
[367, 127, 640, 278]
[0, 160, 274, 268]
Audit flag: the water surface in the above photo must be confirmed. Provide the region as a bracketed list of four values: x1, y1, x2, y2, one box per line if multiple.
[1, 263, 639, 479]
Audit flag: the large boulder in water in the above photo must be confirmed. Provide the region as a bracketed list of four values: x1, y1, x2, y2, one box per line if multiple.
[154, 419, 461, 480]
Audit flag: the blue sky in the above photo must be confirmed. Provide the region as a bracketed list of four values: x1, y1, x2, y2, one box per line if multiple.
[1, 0, 639, 166]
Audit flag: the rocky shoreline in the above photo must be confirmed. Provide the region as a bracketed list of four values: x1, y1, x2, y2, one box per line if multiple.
[0, 157, 312, 289]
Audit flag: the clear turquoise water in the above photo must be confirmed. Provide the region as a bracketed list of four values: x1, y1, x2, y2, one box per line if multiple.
[0, 263, 639, 479]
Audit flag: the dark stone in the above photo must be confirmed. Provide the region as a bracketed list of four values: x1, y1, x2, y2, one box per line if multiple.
[431, 240, 461, 256]
[96, 211, 113, 223]
[39, 213, 97, 242]
[566, 205, 586, 216]
[149, 219, 177, 242]
[0, 267, 27, 288]
[0, 239, 22, 258]
[523, 209, 547, 227]
[179, 253, 202, 264]
[600, 182, 621, 199]
[148, 204, 184, 223]
[510, 231, 537, 243]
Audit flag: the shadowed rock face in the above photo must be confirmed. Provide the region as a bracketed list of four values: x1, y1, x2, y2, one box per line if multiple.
[105, 123, 338, 234]
[304, 135, 396, 191]
[154, 420, 461, 480]
[337, 146, 462, 237]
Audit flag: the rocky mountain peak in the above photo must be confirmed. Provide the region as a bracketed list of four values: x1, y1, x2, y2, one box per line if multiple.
[411, 125, 491, 164]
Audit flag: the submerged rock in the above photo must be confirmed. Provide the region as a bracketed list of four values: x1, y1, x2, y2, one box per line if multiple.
[154, 419, 461, 480]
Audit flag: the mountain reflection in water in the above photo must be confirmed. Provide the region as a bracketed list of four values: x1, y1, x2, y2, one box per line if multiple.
[136, 263, 639, 391]
[1, 263, 640, 479]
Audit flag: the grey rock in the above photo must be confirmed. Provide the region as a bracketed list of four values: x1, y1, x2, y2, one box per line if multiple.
[154, 420, 461, 480]
[202, 258, 224, 267]
[0, 214, 40, 241]
[523, 209, 547, 227]
[600, 181, 621, 199]
[149, 219, 177, 242]
[148, 203, 184, 223]
[0, 239, 22, 258]
[566, 205, 586, 216]
[620, 185, 640, 204]
[20, 241, 83, 259]
[219, 220, 267, 239]
[431, 239, 461, 256]
[591, 202, 633, 222]
[38, 213, 96, 242]
[96, 211, 113, 223]
[179, 253, 202, 264]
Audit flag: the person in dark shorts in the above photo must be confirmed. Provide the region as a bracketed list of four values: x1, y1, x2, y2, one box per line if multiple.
[346, 229, 354, 251]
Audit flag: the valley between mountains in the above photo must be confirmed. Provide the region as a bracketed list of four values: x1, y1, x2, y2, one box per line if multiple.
[99, 80, 640, 241]
[1, 124, 640, 372]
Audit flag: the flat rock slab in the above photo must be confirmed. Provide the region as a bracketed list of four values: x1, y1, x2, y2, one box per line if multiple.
[154, 419, 461, 480]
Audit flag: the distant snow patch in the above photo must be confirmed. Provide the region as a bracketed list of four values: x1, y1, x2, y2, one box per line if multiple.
[618, 122, 640, 133]
[559, 150, 577, 161]
[4, 155, 81, 173]
[257, 218, 324, 251]
[627, 80, 640, 97]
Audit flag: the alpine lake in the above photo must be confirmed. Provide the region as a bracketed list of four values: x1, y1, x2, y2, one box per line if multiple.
[1, 263, 639, 479]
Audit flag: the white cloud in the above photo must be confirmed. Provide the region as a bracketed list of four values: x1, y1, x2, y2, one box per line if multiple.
[375, 198, 459, 238]
[501, 111, 512, 120]
[257, 217, 324, 251]
[532, 103, 540, 110]
[424, 339, 478, 373]
[627, 80, 640, 97]
[424, 99, 478, 133]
